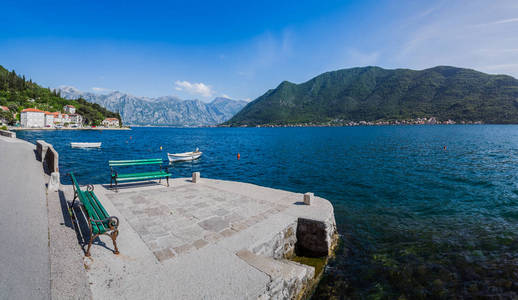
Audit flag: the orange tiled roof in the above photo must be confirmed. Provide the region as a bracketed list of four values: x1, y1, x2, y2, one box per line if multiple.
[104, 118, 119, 121]
[21, 108, 44, 113]
[0, 106, 9, 111]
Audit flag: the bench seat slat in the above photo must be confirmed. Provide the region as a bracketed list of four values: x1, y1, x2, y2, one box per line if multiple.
[80, 191, 106, 234]
[116, 171, 168, 179]
[85, 192, 109, 234]
[117, 174, 171, 182]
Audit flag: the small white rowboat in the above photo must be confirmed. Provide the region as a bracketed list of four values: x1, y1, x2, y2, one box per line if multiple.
[167, 148, 202, 162]
[71, 142, 102, 148]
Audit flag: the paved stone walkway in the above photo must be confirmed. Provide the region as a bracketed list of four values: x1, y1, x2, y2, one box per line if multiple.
[0, 136, 50, 299]
[106, 183, 289, 261]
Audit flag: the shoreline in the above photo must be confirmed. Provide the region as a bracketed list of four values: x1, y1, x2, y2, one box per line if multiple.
[10, 127, 131, 131]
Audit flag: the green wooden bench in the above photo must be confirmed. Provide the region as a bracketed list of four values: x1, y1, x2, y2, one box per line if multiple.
[70, 173, 120, 257]
[109, 158, 171, 191]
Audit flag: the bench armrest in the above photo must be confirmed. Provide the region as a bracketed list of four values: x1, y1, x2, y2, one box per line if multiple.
[90, 216, 119, 230]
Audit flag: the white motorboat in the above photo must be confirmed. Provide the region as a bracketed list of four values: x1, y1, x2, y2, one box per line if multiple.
[71, 142, 102, 148]
[167, 148, 202, 162]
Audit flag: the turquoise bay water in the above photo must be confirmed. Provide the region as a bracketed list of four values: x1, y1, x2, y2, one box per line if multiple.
[16, 126, 518, 298]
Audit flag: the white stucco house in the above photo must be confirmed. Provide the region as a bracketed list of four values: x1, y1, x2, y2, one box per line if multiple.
[44, 111, 55, 127]
[69, 114, 83, 126]
[21, 108, 45, 127]
[102, 118, 120, 127]
[63, 105, 76, 114]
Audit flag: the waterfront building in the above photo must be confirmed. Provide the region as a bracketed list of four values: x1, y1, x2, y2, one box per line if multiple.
[63, 105, 76, 114]
[44, 111, 55, 127]
[61, 114, 71, 125]
[20, 109, 84, 128]
[69, 114, 83, 127]
[21, 108, 45, 127]
[102, 117, 120, 127]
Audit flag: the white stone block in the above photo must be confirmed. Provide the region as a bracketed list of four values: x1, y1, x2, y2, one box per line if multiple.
[303, 192, 313, 205]
[192, 172, 201, 183]
[48, 172, 60, 192]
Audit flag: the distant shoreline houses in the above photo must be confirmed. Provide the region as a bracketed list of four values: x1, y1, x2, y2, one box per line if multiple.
[16, 105, 120, 128]
[20, 105, 83, 128]
[101, 117, 120, 127]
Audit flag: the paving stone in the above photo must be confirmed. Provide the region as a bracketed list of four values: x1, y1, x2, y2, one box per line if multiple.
[223, 212, 244, 223]
[231, 223, 248, 232]
[198, 216, 229, 232]
[173, 244, 194, 255]
[154, 248, 175, 262]
[156, 236, 183, 249]
[213, 208, 230, 216]
[192, 239, 209, 249]
[174, 225, 205, 242]
[203, 232, 223, 243]
[191, 208, 215, 220]
[220, 229, 237, 237]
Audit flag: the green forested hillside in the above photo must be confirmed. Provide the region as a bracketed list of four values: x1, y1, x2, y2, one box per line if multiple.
[226, 66, 518, 125]
[0, 65, 121, 125]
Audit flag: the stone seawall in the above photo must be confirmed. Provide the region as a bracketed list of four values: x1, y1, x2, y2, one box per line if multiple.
[0, 129, 16, 138]
[248, 216, 338, 299]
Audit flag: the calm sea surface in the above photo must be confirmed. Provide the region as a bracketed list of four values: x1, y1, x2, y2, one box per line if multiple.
[16, 126, 518, 298]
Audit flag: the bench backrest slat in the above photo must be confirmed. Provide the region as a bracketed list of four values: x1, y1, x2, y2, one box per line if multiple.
[70, 173, 82, 192]
[109, 158, 163, 167]
[88, 191, 109, 219]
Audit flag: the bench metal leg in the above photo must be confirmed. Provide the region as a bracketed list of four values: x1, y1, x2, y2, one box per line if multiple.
[86, 233, 99, 257]
[166, 177, 169, 187]
[111, 230, 120, 255]
[70, 191, 78, 218]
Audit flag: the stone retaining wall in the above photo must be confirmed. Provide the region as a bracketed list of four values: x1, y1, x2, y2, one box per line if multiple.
[250, 216, 338, 299]
[252, 221, 298, 259]
[0, 129, 16, 138]
[36, 140, 59, 173]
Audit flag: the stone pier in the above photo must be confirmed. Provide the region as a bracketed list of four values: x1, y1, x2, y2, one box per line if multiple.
[68, 177, 337, 299]
[1, 135, 338, 299]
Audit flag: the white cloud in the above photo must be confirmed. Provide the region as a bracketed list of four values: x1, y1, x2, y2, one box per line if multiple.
[474, 17, 518, 27]
[174, 80, 213, 97]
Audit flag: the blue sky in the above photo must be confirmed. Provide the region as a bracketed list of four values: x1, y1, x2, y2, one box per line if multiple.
[1, 0, 518, 101]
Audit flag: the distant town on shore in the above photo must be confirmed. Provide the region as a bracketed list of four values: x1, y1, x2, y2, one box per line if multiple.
[1, 104, 120, 129]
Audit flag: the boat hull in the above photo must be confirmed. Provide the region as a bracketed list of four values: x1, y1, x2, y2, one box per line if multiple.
[167, 152, 202, 162]
[71, 142, 102, 148]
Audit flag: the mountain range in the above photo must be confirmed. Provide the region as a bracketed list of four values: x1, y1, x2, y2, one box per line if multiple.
[226, 66, 518, 126]
[59, 86, 247, 127]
